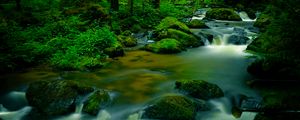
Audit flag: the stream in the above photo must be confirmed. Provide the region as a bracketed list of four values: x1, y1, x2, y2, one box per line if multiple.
[0, 9, 261, 120]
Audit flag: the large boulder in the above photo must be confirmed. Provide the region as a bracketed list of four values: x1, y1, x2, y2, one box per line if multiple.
[157, 29, 203, 47]
[227, 35, 250, 45]
[26, 80, 94, 115]
[205, 8, 242, 21]
[254, 14, 271, 31]
[104, 42, 125, 58]
[155, 17, 191, 34]
[187, 19, 209, 29]
[83, 90, 111, 115]
[142, 95, 202, 120]
[175, 80, 224, 100]
[143, 38, 185, 53]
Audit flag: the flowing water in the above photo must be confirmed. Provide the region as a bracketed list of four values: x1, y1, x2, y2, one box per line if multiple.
[0, 9, 261, 120]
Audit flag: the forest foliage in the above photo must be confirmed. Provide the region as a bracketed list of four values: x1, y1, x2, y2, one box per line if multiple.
[246, 0, 300, 79]
[1, 0, 298, 75]
[0, 0, 195, 71]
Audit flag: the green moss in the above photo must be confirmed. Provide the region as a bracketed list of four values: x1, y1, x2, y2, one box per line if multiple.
[104, 42, 124, 58]
[155, 17, 191, 33]
[143, 95, 197, 120]
[254, 14, 272, 31]
[175, 79, 224, 100]
[144, 38, 185, 54]
[26, 80, 94, 115]
[187, 20, 208, 28]
[159, 29, 203, 47]
[205, 8, 242, 21]
[117, 35, 138, 47]
[83, 90, 111, 115]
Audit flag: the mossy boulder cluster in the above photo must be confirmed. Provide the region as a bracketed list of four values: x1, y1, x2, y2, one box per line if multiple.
[175, 79, 224, 100]
[26, 80, 111, 116]
[146, 17, 204, 53]
[205, 8, 242, 21]
[142, 79, 224, 120]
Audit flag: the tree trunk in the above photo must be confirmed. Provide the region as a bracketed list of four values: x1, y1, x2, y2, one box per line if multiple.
[16, 0, 21, 10]
[152, 0, 160, 9]
[111, 0, 119, 11]
[128, 0, 133, 15]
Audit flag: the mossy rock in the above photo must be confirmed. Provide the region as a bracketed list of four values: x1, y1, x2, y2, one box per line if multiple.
[232, 106, 242, 118]
[26, 80, 94, 116]
[117, 35, 138, 47]
[175, 80, 224, 100]
[121, 30, 132, 36]
[205, 8, 242, 21]
[157, 29, 203, 47]
[104, 42, 124, 58]
[254, 14, 271, 31]
[155, 17, 191, 34]
[142, 95, 198, 120]
[83, 90, 111, 115]
[144, 38, 185, 54]
[187, 19, 209, 28]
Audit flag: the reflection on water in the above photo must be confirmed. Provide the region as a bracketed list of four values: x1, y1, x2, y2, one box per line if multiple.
[0, 10, 260, 120]
[0, 46, 259, 120]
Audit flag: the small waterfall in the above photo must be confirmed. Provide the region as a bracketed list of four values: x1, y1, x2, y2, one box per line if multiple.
[75, 103, 84, 114]
[0, 106, 32, 120]
[238, 12, 255, 22]
[213, 34, 231, 45]
[192, 8, 210, 20]
[197, 97, 236, 120]
[96, 110, 111, 120]
[127, 111, 143, 120]
[239, 112, 257, 120]
[0, 104, 8, 112]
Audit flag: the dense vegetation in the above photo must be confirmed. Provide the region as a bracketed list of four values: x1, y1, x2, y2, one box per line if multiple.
[0, 0, 195, 72]
[247, 0, 300, 79]
[1, 0, 300, 119]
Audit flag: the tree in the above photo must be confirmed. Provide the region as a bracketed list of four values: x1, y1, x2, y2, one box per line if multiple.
[111, 0, 119, 11]
[152, 0, 160, 9]
[16, 0, 21, 10]
[128, 0, 133, 14]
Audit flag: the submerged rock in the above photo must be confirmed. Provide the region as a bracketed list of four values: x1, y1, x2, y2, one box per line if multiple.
[83, 90, 111, 115]
[142, 95, 201, 120]
[205, 8, 242, 21]
[26, 80, 94, 116]
[228, 35, 250, 45]
[143, 38, 185, 54]
[175, 80, 224, 100]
